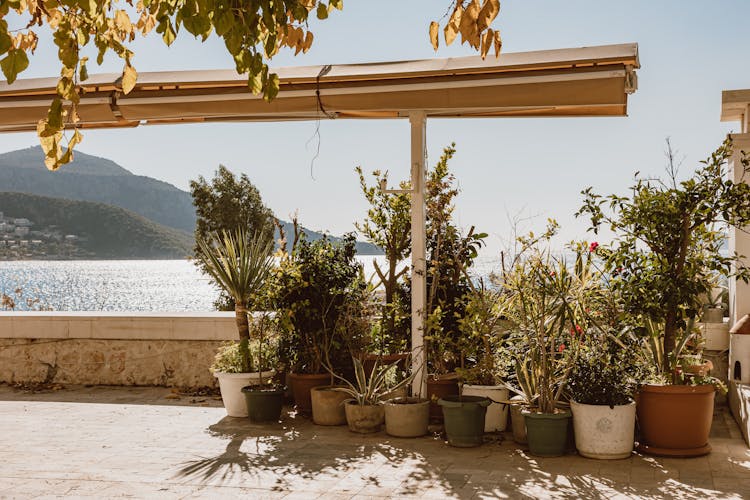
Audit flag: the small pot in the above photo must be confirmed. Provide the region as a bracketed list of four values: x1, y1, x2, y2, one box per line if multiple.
[438, 395, 491, 447]
[344, 401, 385, 433]
[241, 386, 285, 423]
[461, 384, 509, 432]
[702, 306, 725, 324]
[288, 372, 331, 415]
[570, 400, 635, 459]
[311, 386, 349, 426]
[426, 375, 459, 423]
[214, 370, 275, 417]
[510, 395, 528, 444]
[524, 409, 572, 457]
[384, 397, 430, 438]
[636, 384, 715, 457]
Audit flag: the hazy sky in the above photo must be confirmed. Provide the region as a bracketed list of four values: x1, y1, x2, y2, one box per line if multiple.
[2, 1, 749, 256]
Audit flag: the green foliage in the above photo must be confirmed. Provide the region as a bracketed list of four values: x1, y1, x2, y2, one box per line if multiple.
[0, 191, 192, 258]
[196, 228, 274, 372]
[577, 138, 750, 373]
[210, 337, 277, 374]
[499, 232, 601, 414]
[456, 283, 511, 385]
[328, 356, 416, 406]
[190, 165, 275, 310]
[355, 166, 411, 354]
[268, 232, 368, 375]
[566, 327, 642, 406]
[424, 144, 486, 375]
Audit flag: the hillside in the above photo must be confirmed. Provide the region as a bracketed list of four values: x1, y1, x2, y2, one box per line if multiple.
[0, 147, 382, 255]
[0, 192, 193, 259]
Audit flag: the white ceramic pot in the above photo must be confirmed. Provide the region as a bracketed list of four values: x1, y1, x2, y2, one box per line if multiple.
[570, 400, 636, 459]
[461, 384, 509, 432]
[214, 370, 275, 417]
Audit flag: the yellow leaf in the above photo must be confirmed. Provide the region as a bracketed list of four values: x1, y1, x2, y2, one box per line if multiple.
[480, 28, 492, 59]
[459, 0, 480, 49]
[303, 31, 314, 53]
[114, 10, 132, 34]
[444, 2, 463, 46]
[477, 0, 500, 33]
[429, 21, 439, 51]
[122, 63, 137, 94]
[494, 30, 502, 58]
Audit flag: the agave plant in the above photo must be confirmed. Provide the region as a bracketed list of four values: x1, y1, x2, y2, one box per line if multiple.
[328, 356, 417, 406]
[196, 228, 274, 375]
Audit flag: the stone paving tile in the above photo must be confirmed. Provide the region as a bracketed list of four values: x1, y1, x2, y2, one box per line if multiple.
[1, 384, 749, 499]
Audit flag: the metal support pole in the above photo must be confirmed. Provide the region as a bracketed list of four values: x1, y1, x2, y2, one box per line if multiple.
[409, 111, 427, 398]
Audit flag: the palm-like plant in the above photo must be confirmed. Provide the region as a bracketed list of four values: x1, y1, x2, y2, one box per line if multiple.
[197, 229, 274, 374]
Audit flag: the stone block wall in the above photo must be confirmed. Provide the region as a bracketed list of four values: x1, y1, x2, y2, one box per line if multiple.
[0, 312, 238, 387]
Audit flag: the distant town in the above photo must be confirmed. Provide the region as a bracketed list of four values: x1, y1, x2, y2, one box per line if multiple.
[0, 211, 88, 260]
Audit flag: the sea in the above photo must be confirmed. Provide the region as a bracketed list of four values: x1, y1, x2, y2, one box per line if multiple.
[0, 257, 501, 312]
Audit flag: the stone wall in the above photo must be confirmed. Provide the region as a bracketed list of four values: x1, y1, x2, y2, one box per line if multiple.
[0, 312, 238, 387]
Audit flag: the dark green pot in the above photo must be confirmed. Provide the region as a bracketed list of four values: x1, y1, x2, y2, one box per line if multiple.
[438, 395, 491, 447]
[524, 410, 572, 457]
[241, 386, 285, 423]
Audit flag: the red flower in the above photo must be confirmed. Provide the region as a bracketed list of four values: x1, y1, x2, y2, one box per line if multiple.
[558, 344, 566, 353]
[589, 241, 599, 253]
[575, 324, 583, 334]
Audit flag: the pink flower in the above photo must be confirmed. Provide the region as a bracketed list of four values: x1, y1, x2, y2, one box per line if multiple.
[589, 241, 599, 253]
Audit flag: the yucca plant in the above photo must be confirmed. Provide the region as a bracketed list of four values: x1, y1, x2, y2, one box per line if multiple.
[197, 229, 274, 375]
[328, 356, 416, 406]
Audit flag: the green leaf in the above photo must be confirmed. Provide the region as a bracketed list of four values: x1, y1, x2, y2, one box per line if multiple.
[316, 2, 328, 19]
[122, 63, 138, 94]
[0, 49, 29, 84]
[264, 72, 280, 102]
[0, 23, 11, 56]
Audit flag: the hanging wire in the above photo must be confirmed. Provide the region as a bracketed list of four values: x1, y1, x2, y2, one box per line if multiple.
[306, 64, 336, 180]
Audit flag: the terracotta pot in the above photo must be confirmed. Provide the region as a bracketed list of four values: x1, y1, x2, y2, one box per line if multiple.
[310, 386, 349, 426]
[426, 376, 459, 422]
[636, 384, 715, 457]
[344, 402, 385, 433]
[362, 353, 410, 376]
[288, 372, 331, 415]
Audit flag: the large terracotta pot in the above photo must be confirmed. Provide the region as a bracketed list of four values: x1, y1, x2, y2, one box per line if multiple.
[426, 376, 459, 422]
[636, 384, 715, 457]
[288, 373, 331, 415]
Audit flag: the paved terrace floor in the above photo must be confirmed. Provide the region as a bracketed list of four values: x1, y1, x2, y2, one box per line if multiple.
[0, 385, 748, 499]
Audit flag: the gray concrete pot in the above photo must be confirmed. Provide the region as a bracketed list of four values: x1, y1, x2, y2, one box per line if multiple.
[510, 395, 528, 444]
[344, 402, 384, 433]
[384, 398, 430, 437]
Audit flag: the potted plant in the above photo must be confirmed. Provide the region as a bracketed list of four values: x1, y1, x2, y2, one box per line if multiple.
[240, 312, 285, 422]
[457, 283, 511, 432]
[329, 356, 415, 434]
[567, 327, 642, 459]
[500, 230, 597, 457]
[197, 229, 275, 418]
[578, 138, 750, 456]
[269, 230, 368, 415]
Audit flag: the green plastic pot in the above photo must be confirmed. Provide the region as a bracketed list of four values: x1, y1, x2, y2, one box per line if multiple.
[438, 395, 491, 447]
[523, 409, 571, 457]
[241, 386, 285, 423]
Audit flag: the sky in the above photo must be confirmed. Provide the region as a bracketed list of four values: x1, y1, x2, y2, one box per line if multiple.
[2, 1, 749, 257]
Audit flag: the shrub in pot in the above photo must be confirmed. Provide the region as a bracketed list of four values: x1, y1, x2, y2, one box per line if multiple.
[329, 357, 415, 434]
[197, 229, 275, 418]
[268, 230, 368, 414]
[578, 138, 750, 457]
[456, 284, 512, 432]
[499, 228, 602, 457]
[567, 328, 642, 459]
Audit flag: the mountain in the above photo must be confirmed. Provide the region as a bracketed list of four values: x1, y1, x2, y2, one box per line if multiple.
[0, 192, 193, 259]
[0, 146, 382, 255]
